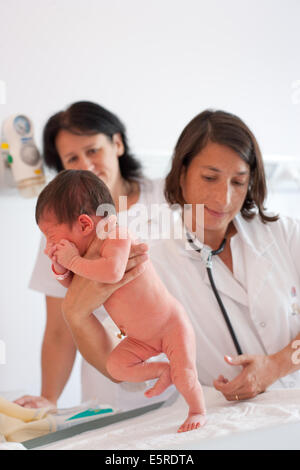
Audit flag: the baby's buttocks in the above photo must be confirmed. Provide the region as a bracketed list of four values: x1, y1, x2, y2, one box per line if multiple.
[122, 336, 162, 356]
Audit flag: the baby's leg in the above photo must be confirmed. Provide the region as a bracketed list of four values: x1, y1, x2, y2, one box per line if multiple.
[163, 324, 206, 433]
[106, 337, 171, 395]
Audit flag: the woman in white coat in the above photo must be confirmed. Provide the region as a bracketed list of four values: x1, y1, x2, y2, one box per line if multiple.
[62, 109, 300, 402]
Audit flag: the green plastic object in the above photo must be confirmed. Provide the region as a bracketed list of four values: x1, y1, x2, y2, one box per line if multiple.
[66, 407, 113, 421]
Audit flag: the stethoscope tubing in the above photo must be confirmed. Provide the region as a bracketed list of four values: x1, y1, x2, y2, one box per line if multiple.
[186, 233, 243, 356]
[206, 264, 243, 355]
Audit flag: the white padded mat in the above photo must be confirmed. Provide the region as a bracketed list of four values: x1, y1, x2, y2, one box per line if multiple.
[37, 386, 300, 450]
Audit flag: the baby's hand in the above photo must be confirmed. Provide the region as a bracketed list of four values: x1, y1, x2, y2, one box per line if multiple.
[55, 239, 80, 270]
[45, 243, 67, 274]
[44, 243, 55, 259]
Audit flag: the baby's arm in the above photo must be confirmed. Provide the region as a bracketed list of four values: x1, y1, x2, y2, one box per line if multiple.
[55, 232, 132, 284]
[51, 264, 73, 288]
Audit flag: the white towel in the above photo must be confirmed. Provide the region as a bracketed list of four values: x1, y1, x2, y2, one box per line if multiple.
[0, 396, 56, 443]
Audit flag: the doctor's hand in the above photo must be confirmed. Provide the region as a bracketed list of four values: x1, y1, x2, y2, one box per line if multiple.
[213, 354, 279, 401]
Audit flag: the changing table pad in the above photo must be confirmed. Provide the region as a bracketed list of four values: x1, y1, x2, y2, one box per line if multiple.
[35, 386, 300, 450]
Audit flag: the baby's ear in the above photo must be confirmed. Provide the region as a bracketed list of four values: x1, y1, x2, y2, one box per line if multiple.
[77, 214, 94, 235]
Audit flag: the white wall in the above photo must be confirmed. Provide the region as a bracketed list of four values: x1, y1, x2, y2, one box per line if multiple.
[0, 190, 81, 406]
[0, 0, 300, 407]
[1, 0, 300, 167]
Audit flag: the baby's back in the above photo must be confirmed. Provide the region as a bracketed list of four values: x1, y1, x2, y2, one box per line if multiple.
[104, 258, 182, 343]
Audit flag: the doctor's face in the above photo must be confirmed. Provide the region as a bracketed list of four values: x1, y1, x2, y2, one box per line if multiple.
[55, 130, 124, 192]
[180, 141, 250, 235]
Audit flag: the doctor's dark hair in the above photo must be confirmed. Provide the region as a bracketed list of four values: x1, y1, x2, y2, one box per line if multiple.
[42, 101, 143, 180]
[35, 170, 115, 228]
[165, 109, 279, 223]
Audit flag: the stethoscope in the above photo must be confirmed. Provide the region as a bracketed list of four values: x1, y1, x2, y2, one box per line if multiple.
[186, 232, 243, 356]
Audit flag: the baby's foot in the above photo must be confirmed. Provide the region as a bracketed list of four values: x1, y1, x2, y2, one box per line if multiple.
[144, 367, 172, 398]
[177, 413, 207, 433]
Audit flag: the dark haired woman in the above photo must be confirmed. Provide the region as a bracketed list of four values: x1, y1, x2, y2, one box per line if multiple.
[16, 101, 169, 411]
[62, 109, 300, 403]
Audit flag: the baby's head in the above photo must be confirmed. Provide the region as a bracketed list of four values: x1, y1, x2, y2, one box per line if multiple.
[36, 169, 115, 254]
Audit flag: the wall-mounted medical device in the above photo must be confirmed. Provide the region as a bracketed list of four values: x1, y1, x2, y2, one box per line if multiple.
[0, 114, 45, 197]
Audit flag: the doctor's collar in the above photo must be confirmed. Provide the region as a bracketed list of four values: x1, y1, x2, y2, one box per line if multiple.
[184, 223, 230, 253]
[185, 231, 227, 268]
[175, 212, 273, 261]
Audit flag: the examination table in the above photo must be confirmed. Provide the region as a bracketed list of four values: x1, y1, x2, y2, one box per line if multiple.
[1, 386, 300, 450]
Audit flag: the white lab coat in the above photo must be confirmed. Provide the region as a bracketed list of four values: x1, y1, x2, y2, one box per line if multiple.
[150, 212, 300, 389]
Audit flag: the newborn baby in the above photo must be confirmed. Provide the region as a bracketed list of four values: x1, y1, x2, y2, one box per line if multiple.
[36, 169, 206, 432]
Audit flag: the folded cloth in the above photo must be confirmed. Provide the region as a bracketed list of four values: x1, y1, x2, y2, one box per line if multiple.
[0, 396, 56, 443]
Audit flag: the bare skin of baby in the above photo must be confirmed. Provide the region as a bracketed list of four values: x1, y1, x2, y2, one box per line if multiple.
[40, 213, 207, 433]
